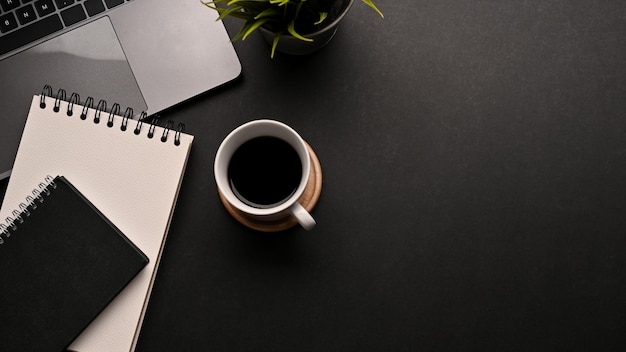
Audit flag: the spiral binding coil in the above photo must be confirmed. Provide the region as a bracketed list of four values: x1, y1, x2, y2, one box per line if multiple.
[0, 176, 56, 245]
[39, 85, 185, 146]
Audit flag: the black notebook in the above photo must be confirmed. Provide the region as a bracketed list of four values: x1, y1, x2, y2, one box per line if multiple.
[0, 176, 148, 352]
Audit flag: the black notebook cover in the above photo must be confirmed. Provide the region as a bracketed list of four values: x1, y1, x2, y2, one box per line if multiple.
[0, 176, 148, 352]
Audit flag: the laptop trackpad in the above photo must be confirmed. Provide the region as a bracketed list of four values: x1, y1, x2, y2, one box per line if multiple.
[3, 16, 147, 113]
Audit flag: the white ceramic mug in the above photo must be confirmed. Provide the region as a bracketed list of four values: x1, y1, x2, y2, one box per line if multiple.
[214, 119, 316, 230]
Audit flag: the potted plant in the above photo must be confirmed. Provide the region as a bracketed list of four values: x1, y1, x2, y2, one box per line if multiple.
[203, 0, 383, 58]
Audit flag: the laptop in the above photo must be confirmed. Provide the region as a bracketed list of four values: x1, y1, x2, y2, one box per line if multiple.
[0, 0, 241, 173]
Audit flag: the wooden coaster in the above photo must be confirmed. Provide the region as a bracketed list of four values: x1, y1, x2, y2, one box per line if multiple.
[218, 142, 322, 232]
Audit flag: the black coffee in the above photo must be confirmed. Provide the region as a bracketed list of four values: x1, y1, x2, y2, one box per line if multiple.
[228, 136, 302, 208]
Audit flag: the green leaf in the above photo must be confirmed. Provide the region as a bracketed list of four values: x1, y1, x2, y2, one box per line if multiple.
[254, 7, 280, 19]
[361, 0, 384, 18]
[228, 0, 270, 5]
[202, 1, 255, 20]
[269, 0, 291, 6]
[216, 6, 250, 21]
[201, 1, 218, 10]
[242, 17, 271, 40]
[314, 12, 328, 25]
[231, 22, 250, 42]
[287, 20, 313, 42]
[270, 32, 283, 59]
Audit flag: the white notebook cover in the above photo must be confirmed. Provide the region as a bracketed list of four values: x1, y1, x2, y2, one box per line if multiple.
[0, 95, 194, 351]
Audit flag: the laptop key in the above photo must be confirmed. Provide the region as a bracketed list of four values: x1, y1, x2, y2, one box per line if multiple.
[0, 12, 18, 32]
[84, 0, 104, 16]
[104, 0, 122, 9]
[53, 0, 73, 10]
[34, 0, 55, 17]
[0, 13, 62, 56]
[1, 0, 20, 12]
[16, 4, 37, 25]
[60, 3, 85, 26]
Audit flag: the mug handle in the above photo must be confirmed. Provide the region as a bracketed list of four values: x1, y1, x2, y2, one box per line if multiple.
[289, 202, 316, 230]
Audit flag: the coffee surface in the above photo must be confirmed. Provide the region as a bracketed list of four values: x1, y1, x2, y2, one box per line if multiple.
[228, 136, 302, 208]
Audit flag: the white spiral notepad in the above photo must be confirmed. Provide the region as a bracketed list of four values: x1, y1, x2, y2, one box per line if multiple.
[0, 87, 194, 352]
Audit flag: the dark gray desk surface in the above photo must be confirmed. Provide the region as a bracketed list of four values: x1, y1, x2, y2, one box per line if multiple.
[129, 1, 626, 350]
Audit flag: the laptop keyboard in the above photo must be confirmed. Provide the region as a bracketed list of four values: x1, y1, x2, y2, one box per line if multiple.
[0, 0, 129, 57]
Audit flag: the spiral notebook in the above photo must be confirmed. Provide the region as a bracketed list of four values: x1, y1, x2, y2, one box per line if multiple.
[0, 176, 149, 352]
[0, 87, 194, 352]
